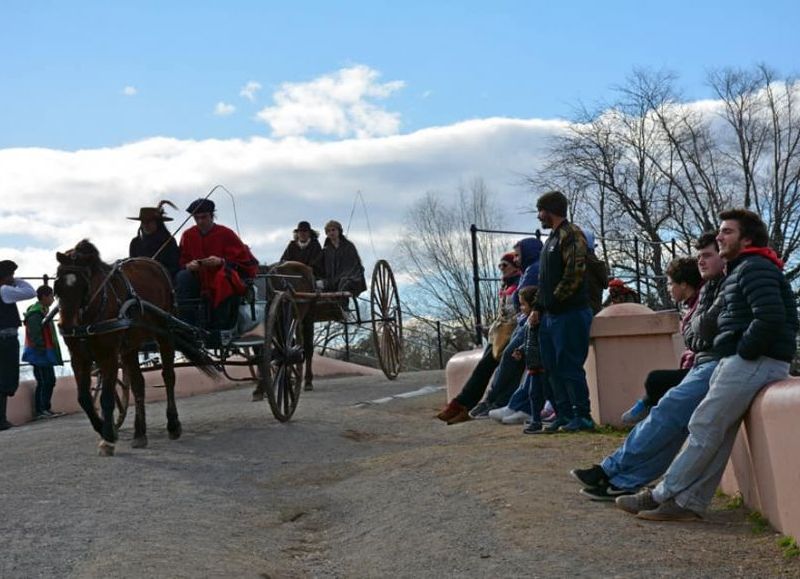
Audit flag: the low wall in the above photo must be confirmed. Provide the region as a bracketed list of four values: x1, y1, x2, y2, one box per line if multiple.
[7, 355, 381, 426]
[720, 377, 800, 538]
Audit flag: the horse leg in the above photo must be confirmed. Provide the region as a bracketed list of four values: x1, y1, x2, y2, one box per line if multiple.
[96, 358, 120, 456]
[122, 350, 148, 449]
[303, 317, 314, 391]
[74, 358, 103, 435]
[160, 340, 181, 440]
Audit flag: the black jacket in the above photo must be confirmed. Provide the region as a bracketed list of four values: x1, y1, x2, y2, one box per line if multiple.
[684, 276, 723, 367]
[129, 227, 180, 278]
[322, 236, 367, 295]
[280, 237, 324, 278]
[712, 252, 798, 362]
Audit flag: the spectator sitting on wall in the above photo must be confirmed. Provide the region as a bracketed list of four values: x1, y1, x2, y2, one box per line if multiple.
[583, 231, 609, 314]
[602, 278, 639, 307]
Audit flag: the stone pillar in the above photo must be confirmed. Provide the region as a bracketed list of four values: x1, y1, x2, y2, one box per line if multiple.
[587, 303, 681, 427]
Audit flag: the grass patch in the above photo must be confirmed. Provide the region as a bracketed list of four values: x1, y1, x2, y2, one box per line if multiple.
[747, 511, 771, 535]
[777, 536, 800, 560]
[594, 424, 629, 438]
[723, 493, 744, 510]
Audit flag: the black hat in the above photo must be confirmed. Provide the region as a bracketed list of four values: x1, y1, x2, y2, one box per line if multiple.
[127, 207, 174, 222]
[536, 191, 568, 218]
[186, 198, 215, 214]
[295, 221, 312, 232]
[0, 260, 18, 278]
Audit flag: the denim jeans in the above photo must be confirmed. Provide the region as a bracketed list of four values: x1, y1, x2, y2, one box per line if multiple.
[33, 365, 57, 414]
[538, 307, 593, 419]
[601, 361, 718, 490]
[653, 355, 790, 512]
[485, 324, 526, 408]
[507, 372, 546, 418]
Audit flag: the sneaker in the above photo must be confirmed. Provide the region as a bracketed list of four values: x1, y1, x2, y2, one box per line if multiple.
[501, 411, 531, 425]
[522, 421, 544, 434]
[559, 416, 596, 432]
[436, 399, 466, 422]
[446, 407, 472, 425]
[580, 485, 637, 501]
[621, 399, 650, 425]
[543, 416, 570, 433]
[636, 498, 702, 522]
[34, 412, 48, 421]
[570, 465, 609, 488]
[616, 488, 658, 515]
[540, 408, 556, 422]
[488, 406, 515, 422]
[468, 402, 492, 419]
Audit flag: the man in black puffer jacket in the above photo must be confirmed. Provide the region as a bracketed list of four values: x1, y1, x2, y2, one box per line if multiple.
[628, 209, 798, 522]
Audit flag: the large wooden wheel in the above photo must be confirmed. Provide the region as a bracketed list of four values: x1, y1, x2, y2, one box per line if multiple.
[261, 291, 305, 422]
[91, 367, 130, 429]
[370, 259, 402, 379]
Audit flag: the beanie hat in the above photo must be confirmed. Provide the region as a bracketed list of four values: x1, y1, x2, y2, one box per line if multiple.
[498, 252, 517, 268]
[536, 191, 568, 218]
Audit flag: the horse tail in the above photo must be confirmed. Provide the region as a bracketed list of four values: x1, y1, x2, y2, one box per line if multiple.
[172, 328, 219, 378]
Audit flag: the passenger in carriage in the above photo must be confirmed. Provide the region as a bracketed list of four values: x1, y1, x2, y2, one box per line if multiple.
[318, 220, 367, 296]
[280, 220, 324, 278]
[175, 198, 259, 328]
[127, 201, 180, 278]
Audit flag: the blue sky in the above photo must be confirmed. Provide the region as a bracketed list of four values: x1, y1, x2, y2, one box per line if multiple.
[4, 0, 798, 150]
[1, 0, 799, 281]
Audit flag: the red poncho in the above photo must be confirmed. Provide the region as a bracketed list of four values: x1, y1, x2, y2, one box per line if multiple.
[179, 224, 259, 307]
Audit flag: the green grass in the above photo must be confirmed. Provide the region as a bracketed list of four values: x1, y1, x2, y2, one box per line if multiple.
[723, 493, 744, 510]
[747, 511, 771, 535]
[777, 536, 800, 560]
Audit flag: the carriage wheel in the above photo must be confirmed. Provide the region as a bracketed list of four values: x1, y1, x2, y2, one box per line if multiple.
[370, 260, 402, 379]
[261, 292, 304, 422]
[91, 368, 130, 429]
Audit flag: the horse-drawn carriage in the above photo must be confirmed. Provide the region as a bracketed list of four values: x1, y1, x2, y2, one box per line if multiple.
[55, 240, 402, 455]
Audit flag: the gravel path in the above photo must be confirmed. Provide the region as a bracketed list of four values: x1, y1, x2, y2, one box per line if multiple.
[1, 370, 798, 578]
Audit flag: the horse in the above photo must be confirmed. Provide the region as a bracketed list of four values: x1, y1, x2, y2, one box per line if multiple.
[54, 239, 216, 456]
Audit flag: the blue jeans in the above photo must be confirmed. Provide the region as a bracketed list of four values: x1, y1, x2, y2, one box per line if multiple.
[539, 308, 593, 419]
[653, 355, 789, 512]
[507, 372, 546, 418]
[485, 324, 526, 408]
[601, 361, 718, 490]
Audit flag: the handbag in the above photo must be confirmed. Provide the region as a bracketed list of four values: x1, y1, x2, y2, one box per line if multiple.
[487, 315, 516, 360]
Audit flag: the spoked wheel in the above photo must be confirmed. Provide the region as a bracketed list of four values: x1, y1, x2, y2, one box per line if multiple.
[261, 291, 304, 422]
[370, 259, 402, 379]
[91, 367, 130, 429]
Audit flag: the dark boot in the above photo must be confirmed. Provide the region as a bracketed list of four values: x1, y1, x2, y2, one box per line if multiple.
[0, 394, 12, 431]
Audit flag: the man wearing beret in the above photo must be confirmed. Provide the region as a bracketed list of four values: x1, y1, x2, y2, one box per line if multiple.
[0, 260, 36, 430]
[175, 199, 259, 328]
[534, 191, 595, 433]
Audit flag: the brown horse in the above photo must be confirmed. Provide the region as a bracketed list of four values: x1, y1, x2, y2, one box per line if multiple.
[55, 239, 216, 455]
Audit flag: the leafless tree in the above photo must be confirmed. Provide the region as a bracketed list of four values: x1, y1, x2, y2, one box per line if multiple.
[397, 177, 507, 333]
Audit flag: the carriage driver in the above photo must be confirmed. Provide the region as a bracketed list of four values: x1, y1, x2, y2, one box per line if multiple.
[175, 198, 259, 328]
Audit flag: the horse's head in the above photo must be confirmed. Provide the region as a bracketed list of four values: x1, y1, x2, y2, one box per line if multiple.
[54, 239, 105, 326]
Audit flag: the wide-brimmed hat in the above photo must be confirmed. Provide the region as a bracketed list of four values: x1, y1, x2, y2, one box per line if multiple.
[127, 200, 176, 222]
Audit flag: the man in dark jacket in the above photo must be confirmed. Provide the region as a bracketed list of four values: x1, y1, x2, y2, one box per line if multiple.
[280, 221, 324, 279]
[624, 209, 798, 522]
[534, 191, 595, 432]
[571, 232, 724, 500]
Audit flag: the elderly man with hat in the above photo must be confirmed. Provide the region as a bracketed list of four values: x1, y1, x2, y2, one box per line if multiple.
[175, 198, 259, 328]
[280, 221, 324, 278]
[0, 259, 36, 430]
[128, 200, 180, 278]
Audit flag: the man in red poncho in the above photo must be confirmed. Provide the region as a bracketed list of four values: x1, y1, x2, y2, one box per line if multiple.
[175, 198, 259, 328]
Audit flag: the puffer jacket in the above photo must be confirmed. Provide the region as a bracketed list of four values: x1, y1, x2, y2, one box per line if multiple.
[684, 276, 723, 367]
[712, 250, 799, 362]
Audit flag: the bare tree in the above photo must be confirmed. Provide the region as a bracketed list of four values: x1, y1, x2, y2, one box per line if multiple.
[397, 177, 507, 333]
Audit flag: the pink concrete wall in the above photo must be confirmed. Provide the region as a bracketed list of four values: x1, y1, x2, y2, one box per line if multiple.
[720, 378, 800, 539]
[445, 348, 485, 402]
[7, 355, 381, 426]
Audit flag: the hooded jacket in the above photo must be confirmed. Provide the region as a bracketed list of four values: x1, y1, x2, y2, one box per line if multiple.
[712, 248, 798, 362]
[512, 237, 544, 310]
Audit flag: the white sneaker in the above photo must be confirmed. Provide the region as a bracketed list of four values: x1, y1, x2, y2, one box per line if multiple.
[488, 406, 514, 421]
[502, 411, 531, 425]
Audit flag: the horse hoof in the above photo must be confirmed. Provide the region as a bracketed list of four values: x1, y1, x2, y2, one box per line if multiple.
[304, 383, 314, 392]
[168, 423, 182, 440]
[97, 440, 116, 457]
[251, 391, 264, 402]
[131, 436, 148, 449]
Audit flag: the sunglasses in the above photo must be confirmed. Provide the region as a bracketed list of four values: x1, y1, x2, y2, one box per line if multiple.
[498, 263, 510, 268]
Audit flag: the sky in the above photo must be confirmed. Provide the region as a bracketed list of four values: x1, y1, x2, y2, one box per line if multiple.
[2, 0, 799, 283]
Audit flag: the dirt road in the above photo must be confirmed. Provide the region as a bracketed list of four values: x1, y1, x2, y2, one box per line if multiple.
[1, 370, 797, 578]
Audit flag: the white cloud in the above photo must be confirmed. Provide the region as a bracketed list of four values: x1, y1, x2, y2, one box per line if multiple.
[0, 117, 564, 278]
[122, 86, 137, 96]
[214, 102, 236, 116]
[239, 81, 262, 102]
[256, 65, 405, 139]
